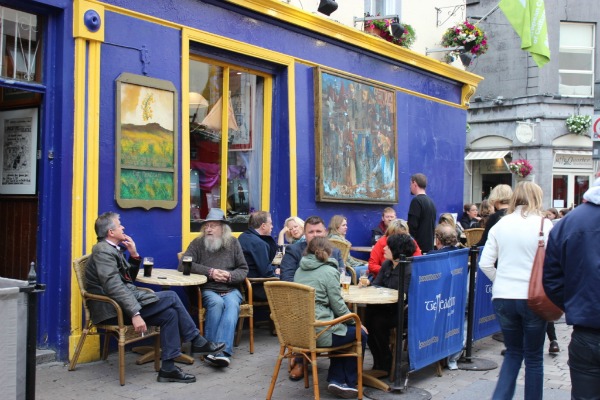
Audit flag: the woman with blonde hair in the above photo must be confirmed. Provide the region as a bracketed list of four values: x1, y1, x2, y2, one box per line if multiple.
[368, 219, 421, 278]
[327, 215, 368, 277]
[479, 181, 552, 400]
[277, 216, 305, 246]
[477, 184, 513, 246]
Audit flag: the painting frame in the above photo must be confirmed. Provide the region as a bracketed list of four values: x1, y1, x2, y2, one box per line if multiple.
[314, 67, 398, 204]
[0, 108, 38, 195]
[115, 73, 178, 210]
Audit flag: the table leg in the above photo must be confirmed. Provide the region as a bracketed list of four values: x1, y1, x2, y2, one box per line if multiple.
[363, 369, 391, 392]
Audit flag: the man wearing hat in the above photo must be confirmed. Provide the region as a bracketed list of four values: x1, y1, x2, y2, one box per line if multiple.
[179, 208, 248, 368]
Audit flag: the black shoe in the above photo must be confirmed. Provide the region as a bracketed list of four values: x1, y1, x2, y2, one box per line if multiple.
[549, 340, 560, 353]
[205, 353, 230, 368]
[500, 349, 506, 356]
[192, 341, 225, 356]
[157, 367, 196, 383]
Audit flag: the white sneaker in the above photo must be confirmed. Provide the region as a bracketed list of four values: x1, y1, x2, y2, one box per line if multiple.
[205, 353, 230, 368]
[447, 360, 458, 370]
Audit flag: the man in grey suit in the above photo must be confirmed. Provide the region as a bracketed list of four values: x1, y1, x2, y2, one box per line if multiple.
[86, 212, 224, 383]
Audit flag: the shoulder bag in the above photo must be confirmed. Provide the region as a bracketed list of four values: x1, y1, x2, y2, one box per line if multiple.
[527, 217, 563, 321]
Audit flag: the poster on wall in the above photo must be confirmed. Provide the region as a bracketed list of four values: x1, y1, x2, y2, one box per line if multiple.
[0, 108, 38, 195]
[115, 73, 178, 210]
[314, 67, 398, 204]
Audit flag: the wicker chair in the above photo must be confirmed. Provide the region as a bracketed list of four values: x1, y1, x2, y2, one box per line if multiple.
[328, 238, 357, 284]
[68, 254, 160, 386]
[463, 228, 484, 247]
[178, 252, 256, 353]
[264, 281, 363, 400]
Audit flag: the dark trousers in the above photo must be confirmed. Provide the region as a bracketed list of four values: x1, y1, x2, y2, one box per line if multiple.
[569, 328, 600, 400]
[140, 291, 203, 361]
[365, 304, 397, 371]
[546, 321, 557, 341]
[328, 326, 367, 387]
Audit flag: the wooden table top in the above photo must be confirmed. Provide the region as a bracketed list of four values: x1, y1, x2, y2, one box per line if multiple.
[350, 246, 373, 253]
[135, 268, 207, 287]
[342, 285, 398, 304]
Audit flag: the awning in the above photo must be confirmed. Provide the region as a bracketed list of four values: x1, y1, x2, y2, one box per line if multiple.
[464, 150, 511, 160]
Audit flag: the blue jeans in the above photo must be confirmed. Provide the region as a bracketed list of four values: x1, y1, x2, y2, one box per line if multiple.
[140, 291, 203, 361]
[492, 299, 546, 400]
[328, 326, 367, 388]
[353, 265, 368, 278]
[569, 328, 600, 400]
[202, 289, 242, 356]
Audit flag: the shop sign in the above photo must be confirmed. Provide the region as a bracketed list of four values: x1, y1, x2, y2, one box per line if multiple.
[479, 159, 508, 173]
[553, 153, 593, 169]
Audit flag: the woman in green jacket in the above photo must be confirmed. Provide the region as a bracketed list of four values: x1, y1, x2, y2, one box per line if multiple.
[294, 237, 367, 399]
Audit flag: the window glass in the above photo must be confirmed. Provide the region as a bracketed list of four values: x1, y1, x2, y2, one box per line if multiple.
[552, 175, 568, 209]
[574, 175, 589, 206]
[189, 59, 265, 232]
[559, 22, 594, 97]
[0, 6, 41, 82]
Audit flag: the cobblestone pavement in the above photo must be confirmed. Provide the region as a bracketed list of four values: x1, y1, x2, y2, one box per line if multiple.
[37, 319, 572, 400]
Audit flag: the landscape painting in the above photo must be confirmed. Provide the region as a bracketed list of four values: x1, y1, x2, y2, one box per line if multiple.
[314, 67, 398, 204]
[115, 73, 178, 209]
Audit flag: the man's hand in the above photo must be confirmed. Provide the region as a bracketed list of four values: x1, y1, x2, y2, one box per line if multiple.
[132, 314, 147, 334]
[212, 269, 231, 283]
[121, 234, 139, 258]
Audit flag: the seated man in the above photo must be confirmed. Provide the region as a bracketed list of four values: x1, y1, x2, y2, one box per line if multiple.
[279, 215, 345, 381]
[238, 211, 279, 300]
[86, 212, 224, 383]
[429, 224, 460, 254]
[179, 208, 248, 368]
[371, 207, 396, 245]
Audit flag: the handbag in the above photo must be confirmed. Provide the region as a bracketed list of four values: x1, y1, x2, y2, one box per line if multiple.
[527, 217, 564, 321]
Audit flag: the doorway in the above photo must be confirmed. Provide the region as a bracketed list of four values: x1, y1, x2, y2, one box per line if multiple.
[481, 173, 512, 200]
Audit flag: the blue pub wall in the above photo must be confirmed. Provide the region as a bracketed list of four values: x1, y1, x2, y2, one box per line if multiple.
[19, 0, 470, 359]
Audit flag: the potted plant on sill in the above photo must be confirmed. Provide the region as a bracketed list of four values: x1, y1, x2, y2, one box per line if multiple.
[565, 114, 592, 135]
[441, 20, 488, 64]
[364, 17, 416, 49]
[509, 159, 534, 181]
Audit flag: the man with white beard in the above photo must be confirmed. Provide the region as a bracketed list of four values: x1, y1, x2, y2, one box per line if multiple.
[179, 208, 248, 368]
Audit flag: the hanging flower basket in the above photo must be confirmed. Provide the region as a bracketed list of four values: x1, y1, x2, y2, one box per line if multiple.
[565, 114, 592, 135]
[508, 159, 533, 178]
[441, 21, 488, 58]
[363, 17, 416, 49]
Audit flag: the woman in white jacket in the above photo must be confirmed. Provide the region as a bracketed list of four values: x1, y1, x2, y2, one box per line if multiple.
[479, 181, 552, 400]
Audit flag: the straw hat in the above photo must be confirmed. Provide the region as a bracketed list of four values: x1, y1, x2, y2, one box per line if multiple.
[200, 208, 229, 227]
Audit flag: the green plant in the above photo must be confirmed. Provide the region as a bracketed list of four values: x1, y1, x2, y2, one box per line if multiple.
[441, 21, 488, 57]
[364, 17, 416, 49]
[565, 114, 592, 135]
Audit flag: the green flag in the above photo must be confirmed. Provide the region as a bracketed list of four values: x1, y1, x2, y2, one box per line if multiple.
[500, 0, 550, 68]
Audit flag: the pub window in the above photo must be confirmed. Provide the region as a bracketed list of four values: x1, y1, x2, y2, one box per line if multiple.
[363, 0, 400, 16]
[559, 22, 594, 97]
[189, 58, 268, 232]
[0, 6, 42, 82]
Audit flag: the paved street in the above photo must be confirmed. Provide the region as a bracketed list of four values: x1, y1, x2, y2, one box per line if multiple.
[37, 319, 572, 400]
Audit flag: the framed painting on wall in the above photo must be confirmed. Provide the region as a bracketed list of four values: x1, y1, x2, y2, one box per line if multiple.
[0, 108, 38, 195]
[314, 67, 398, 204]
[115, 73, 178, 210]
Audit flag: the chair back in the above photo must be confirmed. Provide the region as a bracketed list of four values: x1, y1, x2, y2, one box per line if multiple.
[328, 238, 350, 262]
[464, 228, 484, 247]
[72, 254, 92, 320]
[264, 281, 317, 351]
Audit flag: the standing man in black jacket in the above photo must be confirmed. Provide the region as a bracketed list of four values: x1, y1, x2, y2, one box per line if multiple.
[407, 173, 437, 253]
[86, 212, 224, 383]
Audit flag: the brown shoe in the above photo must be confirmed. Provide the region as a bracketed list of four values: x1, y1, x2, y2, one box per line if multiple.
[289, 362, 304, 381]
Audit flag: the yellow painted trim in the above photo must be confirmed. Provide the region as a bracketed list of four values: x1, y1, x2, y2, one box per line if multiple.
[69, 37, 100, 363]
[181, 32, 192, 250]
[287, 63, 298, 216]
[261, 77, 272, 211]
[86, 40, 101, 252]
[221, 67, 230, 211]
[223, 0, 482, 87]
[73, 0, 105, 41]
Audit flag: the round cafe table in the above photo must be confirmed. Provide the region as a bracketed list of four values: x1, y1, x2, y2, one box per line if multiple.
[134, 268, 207, 364]
[341, 285, 399, 392]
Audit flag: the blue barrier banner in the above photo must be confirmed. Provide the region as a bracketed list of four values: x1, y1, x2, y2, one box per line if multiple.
[408, 249, 469, 371]
[473, 248, 501, 340]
